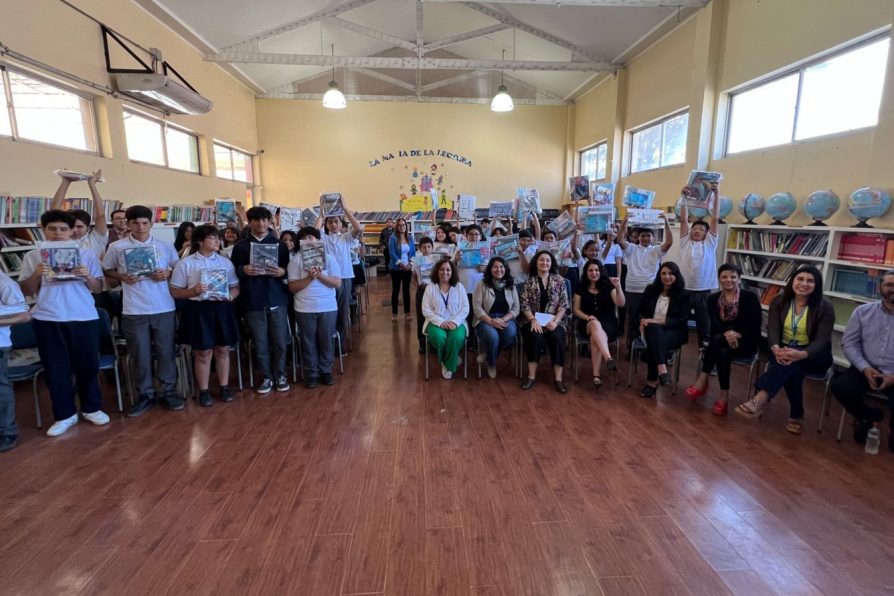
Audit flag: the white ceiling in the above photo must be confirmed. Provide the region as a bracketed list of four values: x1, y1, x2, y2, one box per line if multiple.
[139, 0, 704, 103]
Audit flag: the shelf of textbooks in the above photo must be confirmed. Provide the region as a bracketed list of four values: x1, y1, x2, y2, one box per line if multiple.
[725, 224, 894, 368]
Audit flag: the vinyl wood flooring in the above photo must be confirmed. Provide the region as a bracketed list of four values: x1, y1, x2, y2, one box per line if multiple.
[2, 279, 893, 595]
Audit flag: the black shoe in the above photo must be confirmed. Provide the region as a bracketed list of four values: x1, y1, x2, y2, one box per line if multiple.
[196, 391, 213, 407]
[606, 358, 616, 371]
[127, 395, 156, 418]
[305, 376, 319, 389]
[321, 373, 335, 386]
[554, 381, 567, 394]
[161, 392, 185, 411]
[219, 386, 235, 403]
[256, 377, 274, 395]
[640, 385, 657, 398]
[521, 378, 535, 390]
[275, 376, 290, 392]
[0, 435, 18, 453]
[854, 419, 872, 444]
[658, 373, 671, 386]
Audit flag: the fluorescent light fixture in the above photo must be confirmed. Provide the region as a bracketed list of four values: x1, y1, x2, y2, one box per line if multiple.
[113, 73, 213, 115]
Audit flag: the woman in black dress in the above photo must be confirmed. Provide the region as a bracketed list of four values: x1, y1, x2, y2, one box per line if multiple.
[572, 259, 625, 387]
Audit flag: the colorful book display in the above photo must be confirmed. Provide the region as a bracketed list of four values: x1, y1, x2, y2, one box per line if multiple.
[123, 246, 158, 277]
[838, 234, 889, 264]
[38, 241, 81, 282]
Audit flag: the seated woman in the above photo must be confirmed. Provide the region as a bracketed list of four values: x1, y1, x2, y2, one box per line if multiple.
[684, 263, 761, 416]
[735, 265, 834, 434]
[572, 259, 624, 388]
[520, 250, 570, 393]
[422, 259, 469, 379]
[472, 256, 519, 379]
[637, 262, 691, 398]
[170, 225, 241, 406]
[287, 226, 342, 388]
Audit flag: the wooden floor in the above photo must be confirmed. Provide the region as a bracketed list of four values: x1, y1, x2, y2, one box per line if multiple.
[2, 278, 893, 596]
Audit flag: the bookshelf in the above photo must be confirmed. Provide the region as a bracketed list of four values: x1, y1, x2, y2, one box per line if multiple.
[724, 224, 894, 367]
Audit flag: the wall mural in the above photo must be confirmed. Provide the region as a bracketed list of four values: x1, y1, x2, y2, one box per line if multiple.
[368, 149, 473, 211]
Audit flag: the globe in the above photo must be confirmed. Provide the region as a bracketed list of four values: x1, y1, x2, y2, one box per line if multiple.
[717, 195, 733, 223]
[848, 186, 892, 228]
[674, 197, 708, 220]
[804, 189, 840, 225]
[737, 193, 765, 224]
[765, 192, 797, 225]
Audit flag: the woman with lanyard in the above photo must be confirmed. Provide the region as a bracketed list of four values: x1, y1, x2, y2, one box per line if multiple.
[684, 263, 761, 415]
[421, 259, 469, 379]
[735, 265, 834, 434]
[388, 218, 415, 322]
[520, 250, 570, 393]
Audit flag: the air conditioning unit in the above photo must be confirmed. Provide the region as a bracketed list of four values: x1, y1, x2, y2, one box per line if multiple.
[113, 72, 213, 115]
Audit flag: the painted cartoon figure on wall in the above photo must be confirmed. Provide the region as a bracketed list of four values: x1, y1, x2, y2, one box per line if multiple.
[399, 162, 452, 211]
[420, 173, 433, 193]
[412, 166, 419, 178]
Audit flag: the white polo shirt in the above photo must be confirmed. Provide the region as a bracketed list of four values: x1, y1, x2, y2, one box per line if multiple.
[622, 243, 666, 294]
[0, 273, 27, 348]
[77, 228, 108, 259]
[678, 233, 719, 292]
[322, 232, 354, 279]
[170, 250, 239, 300]
[510, 244, 538, 285]
[20, 248, 102, 322]
[103, 235, 179, 315]
[287, 254, 337, 314]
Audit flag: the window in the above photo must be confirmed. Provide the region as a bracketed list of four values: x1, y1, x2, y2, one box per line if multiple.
[630, 111, 688, 173]
[580, 142, 608, 181]
[214, 142, 253, 183]
[0, 66, 97, 151]
[727, 36, 889, 154]
[123, 108, 199, 173]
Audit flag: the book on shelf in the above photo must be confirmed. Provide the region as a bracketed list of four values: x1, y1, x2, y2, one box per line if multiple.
[61, 197, 125, 223]
[831, 268, 880, 299]
[760, 284, 781, 306]
[200, 269, 230, 301]
[837, 234, 887, 264]
[123, 246, 159, 277]
[39, 241, 81, 283]
[886, 239, 894, 265]
[0, 252, 24, 274]
[299, 240, 326, 271]
[249, 243, 279, 272]
[320, 192, 345, 217]
[1, 196, 52, 224]
[735, 229, 828, 257]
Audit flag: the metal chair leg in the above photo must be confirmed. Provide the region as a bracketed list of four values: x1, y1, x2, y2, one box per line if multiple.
[424, 335, 430, 380]
[32, 373, 42, 429]
[335, 333, 344, 374]
[113, 366, 123, 413]
[235, 345, 243, 391]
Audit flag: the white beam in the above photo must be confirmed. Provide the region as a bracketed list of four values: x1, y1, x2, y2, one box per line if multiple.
[353, 67, 417, 91]
[259, 92, 569, 105]
[430, 0, 705, 5]
[220, 0, 379, 51]
[460, 2, 609, 63]
[423, 24, 510, 52]
[205, 52, 613, 71]
[325, 17, 417, 51]
[415, 0, 424, 97]
[420, 70, 487, 92]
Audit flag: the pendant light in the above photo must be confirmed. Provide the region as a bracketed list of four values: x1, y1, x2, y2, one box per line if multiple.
[322, 42, 346, 109]
[491, 45, 514, 112]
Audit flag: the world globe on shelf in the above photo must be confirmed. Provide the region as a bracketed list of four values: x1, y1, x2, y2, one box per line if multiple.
[765, 192, 797, 225]
[803, 189, 840, 226]
[717, 195, 733, 223]
[737, 193, 765, 224]
[847, 186, 892, 228]
[674, 197, 708, 220]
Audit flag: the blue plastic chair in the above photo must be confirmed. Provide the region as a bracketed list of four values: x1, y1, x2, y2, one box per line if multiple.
[9, 321, 44, 429]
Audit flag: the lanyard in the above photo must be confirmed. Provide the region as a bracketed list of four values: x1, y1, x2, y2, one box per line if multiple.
[790, 302, 807, 338]
[440, 290, 450, 309]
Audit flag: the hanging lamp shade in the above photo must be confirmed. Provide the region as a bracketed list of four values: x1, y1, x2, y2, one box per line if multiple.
[490, 84, 514, 112]
[322, 80, 346, 109]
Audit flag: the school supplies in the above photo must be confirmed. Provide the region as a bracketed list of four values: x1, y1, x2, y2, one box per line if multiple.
[592, 183, 615, 207]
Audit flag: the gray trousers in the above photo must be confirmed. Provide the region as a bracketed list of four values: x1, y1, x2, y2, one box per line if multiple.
[296, 310, 337, 378]
[335, 278, 352, 342]
[244, 306, 289, 379]
[122, 312, 177, 399]
[0, 349, 15, 438]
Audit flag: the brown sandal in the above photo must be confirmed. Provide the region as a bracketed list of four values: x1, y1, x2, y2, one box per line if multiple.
[734, 398, 766, 419]
[786, 419, 803, 435]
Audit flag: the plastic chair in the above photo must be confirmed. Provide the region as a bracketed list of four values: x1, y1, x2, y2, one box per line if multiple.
[831, 390, 890, 442]
[627, 336, 682, 394]
[9, 321, 44, 429]
[423, 326, 468, 380]
[290, 319, 344, 383]
[95, 308, 124, 413]
[696, 348, 760, 398]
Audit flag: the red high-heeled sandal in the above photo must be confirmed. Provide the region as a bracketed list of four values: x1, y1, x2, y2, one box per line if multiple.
[684, 385, 707, 401]
[712, 400, 728, 416]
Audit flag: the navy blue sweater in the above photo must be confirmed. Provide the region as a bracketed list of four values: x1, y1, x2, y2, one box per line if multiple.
[230, 233, 291, 310]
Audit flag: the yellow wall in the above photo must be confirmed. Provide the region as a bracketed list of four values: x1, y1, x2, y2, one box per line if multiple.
[0, 0, 257, 205]
[255, 100, 569, 211]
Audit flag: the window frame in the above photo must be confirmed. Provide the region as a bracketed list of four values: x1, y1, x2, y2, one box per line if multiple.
[122, 106, 201, 174]
[578, 140, 608, 182]
[213, 141, 254, 184]
[0, 64, 100, 155]
[628, 110, 689, 174]
[724, 33, 890, 156]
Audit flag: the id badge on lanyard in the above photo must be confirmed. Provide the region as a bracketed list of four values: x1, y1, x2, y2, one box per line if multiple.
[789, 303, 806, 347]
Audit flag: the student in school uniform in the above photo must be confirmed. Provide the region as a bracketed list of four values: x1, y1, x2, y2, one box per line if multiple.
[19, 210, 107, 437]
[51, 169, 109, 259]
[103, 205, 183, 416]
[678, 182, 721, 347]
[319, 199, 363, 349]
[231, 206, 292, 395]
[170, 225, 241, 406]
[0, 272, 31, 452]
[288, 226, 341, 388]
[412, 236, 435, 353]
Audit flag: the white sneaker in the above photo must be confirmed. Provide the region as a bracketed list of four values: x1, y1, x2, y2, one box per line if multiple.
[441, 365, 453, 379]
[46, 413, 79, 437]
[487, 365, 497, 379]
[82, 410, 110, 426]
[477, 353, 485, 364]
